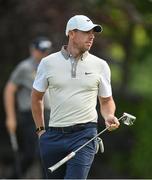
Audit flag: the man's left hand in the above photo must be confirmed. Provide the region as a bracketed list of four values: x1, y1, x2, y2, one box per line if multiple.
[105, 114, 120, 131]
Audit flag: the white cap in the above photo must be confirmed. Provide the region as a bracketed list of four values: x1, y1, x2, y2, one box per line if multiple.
[65, 15, 102, 36]
[32, 36, 52, 52]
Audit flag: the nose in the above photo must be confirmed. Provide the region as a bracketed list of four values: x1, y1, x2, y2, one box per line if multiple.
[89, 31, 95, 39]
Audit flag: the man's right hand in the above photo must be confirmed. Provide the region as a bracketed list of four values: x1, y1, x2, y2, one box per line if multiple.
[6, 117, 17, 134]
[37, 130, 46, 138]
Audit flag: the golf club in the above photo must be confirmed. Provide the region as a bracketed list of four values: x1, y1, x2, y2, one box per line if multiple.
[48, 112, 136, 173]
[9, 132, 22, 177]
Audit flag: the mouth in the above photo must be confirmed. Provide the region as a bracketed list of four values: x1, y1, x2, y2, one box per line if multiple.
[86, 41, 92, 46]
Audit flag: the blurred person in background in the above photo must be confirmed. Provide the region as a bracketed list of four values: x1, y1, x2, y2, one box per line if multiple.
[31, 15, 120, 179]
[3, 36, 52, 178]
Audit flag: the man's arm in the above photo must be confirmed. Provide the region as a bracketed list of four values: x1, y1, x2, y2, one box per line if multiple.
[31, 88, 45, 136]
[3, 82, 18, 133]
[98, 96, 120, 131]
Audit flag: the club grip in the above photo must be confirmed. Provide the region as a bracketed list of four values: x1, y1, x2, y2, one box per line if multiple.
[48, 152, 76, 172]
[10, 132, 18, 151]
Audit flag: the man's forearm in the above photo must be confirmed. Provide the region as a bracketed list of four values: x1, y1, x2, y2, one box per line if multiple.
[99, 96, 116, 120]
[4, 82, 17, 133]
[4, 82, 17, 119]
[31, 89, 45, 129]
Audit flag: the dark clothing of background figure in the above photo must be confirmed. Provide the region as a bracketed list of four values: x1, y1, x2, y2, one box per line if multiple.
[6, 57, 50, 178]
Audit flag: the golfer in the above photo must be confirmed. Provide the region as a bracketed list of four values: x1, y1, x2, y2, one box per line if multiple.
[31, 15, 120, 179]
[4, 36, 52, 178]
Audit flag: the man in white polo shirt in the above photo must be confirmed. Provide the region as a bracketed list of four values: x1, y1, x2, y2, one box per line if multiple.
[31, 15, 120, 179]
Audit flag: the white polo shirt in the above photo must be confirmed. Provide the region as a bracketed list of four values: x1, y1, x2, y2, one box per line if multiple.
[33, 46, 112, 127]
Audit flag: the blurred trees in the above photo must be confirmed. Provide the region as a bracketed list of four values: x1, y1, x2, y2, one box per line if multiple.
[0, 0, 152, 178]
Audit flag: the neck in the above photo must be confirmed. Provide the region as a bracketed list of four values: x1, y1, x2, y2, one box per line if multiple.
[67, 44, 84, 60]
[32, 55, 41, 62]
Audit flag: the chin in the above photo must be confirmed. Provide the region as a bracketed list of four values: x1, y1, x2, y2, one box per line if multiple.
[82, 48, 89, 53]
[81, 46, 91, 53]
[86, 46, 91, 51]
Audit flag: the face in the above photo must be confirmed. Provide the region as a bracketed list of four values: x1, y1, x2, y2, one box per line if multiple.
[31, 48, 50, 61]
[70, 29, 95, 52]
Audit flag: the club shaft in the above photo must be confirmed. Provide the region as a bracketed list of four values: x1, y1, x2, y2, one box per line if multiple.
[9, 132, 22, 177]
[75, 114, 125, 153]
[49, 114, 125, 172]
[75, 127, 108, 153]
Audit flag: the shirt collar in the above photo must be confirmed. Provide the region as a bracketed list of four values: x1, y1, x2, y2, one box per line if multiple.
[61, 45, 89, 61]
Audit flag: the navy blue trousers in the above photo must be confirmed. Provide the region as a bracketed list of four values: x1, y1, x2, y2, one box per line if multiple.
[39, 124, 97, 179]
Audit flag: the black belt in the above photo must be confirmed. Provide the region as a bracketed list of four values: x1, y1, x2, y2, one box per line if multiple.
[48, 122, 97, 133]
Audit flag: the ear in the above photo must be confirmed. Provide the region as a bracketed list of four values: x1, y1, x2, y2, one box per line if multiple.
[68, 30, 75, 39]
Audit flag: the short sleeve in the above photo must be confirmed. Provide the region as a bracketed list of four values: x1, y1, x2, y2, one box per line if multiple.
[98, 61, 112, 97]
[9, 63, 25, 85]
[33, 59, 48, 92]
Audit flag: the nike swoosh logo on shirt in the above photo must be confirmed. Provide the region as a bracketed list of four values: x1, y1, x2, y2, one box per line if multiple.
[85, 72, 92, 75]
